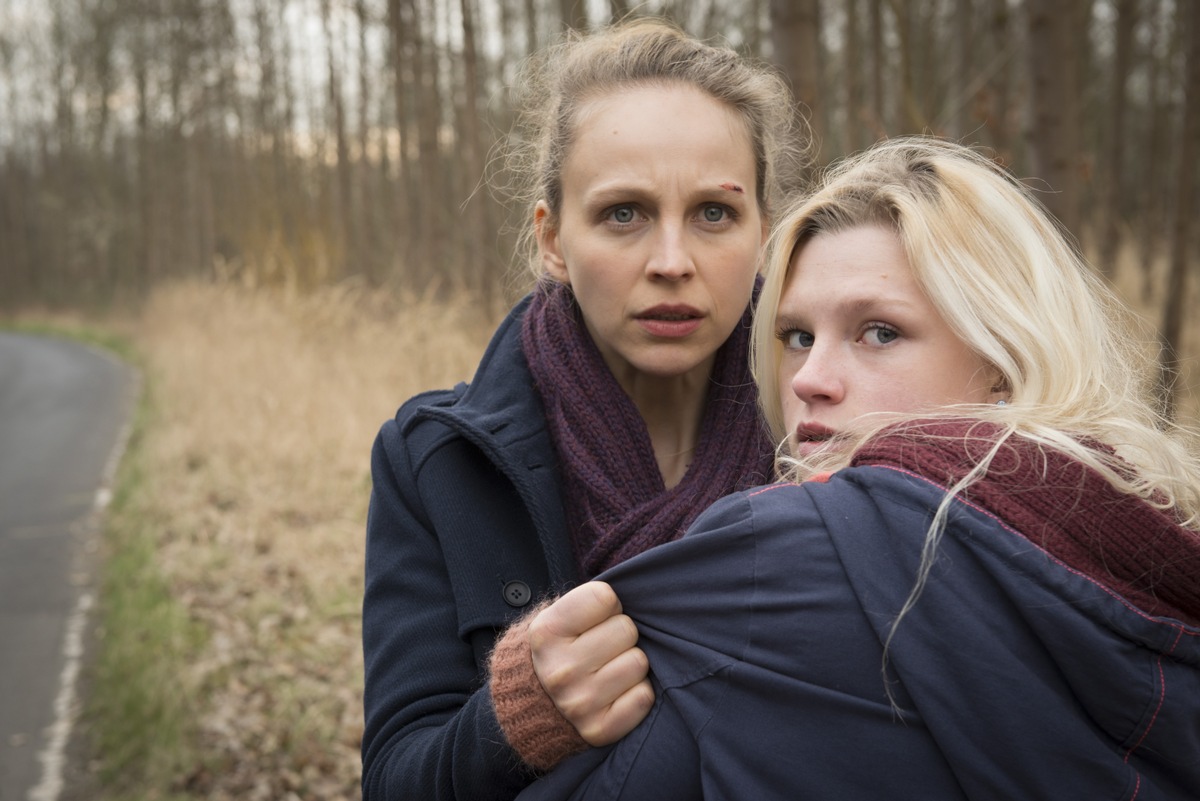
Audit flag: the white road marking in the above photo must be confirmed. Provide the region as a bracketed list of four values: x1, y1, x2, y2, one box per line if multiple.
[27, 592, 92, 801]
[27, 359, 139, 801]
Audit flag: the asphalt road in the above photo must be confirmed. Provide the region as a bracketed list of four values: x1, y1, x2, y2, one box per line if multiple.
[0, 333, 135, 801]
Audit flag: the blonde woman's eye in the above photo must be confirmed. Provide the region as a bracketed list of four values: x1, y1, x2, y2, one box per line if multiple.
[703, 205, 726, 223]
[777, 328, 814, 349]
[863, 324, 899, 345]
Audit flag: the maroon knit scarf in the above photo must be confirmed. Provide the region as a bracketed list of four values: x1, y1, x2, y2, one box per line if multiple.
[855, 420, 1200, 627]
[522, 281, 775, 578]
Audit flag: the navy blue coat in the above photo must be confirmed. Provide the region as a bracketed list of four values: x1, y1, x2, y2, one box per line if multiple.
[517, 463, 1200, 800]
[362, 297, 582, 801]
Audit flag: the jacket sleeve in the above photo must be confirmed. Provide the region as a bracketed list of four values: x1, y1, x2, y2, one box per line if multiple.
[361, 415, 534, 801]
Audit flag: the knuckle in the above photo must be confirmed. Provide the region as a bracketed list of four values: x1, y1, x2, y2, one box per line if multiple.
[588, 580, 619, 611]
[561, 694, 600, 728]
[577, 718, 607, 745]
[539, 662, 576, 695]
[617, 614, 640, 644]
[629, 646, 649, 676]
[635, 680, 655, 710]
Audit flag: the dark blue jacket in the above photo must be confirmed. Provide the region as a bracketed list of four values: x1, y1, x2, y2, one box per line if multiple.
[362, 297, 581, 801]
[517, 461, 1200, 800]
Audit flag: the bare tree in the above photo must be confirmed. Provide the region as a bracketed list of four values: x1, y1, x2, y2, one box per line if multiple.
[979, 0, 1014, 160]
[843, 0, 866, 154]
[131, 0, 158, 292]
[868, 0, 887, 137]
[895, 0, 916, 131]
[390, 0, 442, 284]
[1137, 0, 1175, 302]
[321, 0, 355, 281]
[560, 0, 588, 31]
[1160, 0, 1200, 418]
[356, 0, 383, 284]
[1025, 0, 1083, 242]
[459, 0, 500, 300]
[525, 0, 540, 54]
[944, 0, 973, 139]
[1097, 0, 1136, 280]
[770, 0, 824, 163]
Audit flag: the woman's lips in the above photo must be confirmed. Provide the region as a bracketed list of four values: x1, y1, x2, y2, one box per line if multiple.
[636, 305, 704, 338]
[792, 424, 837, 457]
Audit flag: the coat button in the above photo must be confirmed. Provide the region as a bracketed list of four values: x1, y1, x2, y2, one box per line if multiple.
[503, 580, 532, 607]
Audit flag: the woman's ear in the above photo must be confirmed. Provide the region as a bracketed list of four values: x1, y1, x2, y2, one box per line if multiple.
[534, 201, 569, 284]
[986, 367, 1011, 405]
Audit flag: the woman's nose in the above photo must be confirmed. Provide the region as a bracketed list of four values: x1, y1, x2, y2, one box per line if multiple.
[789, 346, 844, 405]
[645, 224, 696, 281]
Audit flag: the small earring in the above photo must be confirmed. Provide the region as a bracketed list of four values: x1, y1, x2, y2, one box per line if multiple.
[996, 399, 1007, 406]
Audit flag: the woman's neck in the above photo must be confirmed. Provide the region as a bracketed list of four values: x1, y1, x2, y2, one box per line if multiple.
[619, 360, 714, 490]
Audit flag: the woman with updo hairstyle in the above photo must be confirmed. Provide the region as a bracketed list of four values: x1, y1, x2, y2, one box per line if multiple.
[514, 137, 1200, 800]
[361, 18, 805, 801]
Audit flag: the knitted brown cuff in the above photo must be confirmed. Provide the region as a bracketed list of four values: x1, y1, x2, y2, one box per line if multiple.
[489, 603, 589, 772]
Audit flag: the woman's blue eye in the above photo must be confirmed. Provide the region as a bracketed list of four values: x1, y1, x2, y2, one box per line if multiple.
[865, 325, 899, 345]
[611, 206, 635, 224]
[781, 330, 814, 349]
[703, 205, 726, 223]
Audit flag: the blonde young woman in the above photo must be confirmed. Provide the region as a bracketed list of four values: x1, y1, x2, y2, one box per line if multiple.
[516, 138, 1200, 800]
[361, 19, 805, 801]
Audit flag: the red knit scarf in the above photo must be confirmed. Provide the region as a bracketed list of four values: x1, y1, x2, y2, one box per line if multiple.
[854, 420, 1200, 627]
[522, 281, 775, 578]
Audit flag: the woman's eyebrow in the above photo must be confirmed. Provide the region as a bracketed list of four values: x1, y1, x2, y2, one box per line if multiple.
[775, 295, 918, 326]
[582, 183, 654, 205]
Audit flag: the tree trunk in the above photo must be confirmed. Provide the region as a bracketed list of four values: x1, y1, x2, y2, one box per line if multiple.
[896, 0, 914, 130]
[459, 0, 495, 301]
[945, 0, 973, 139]
[525, 0, 539, 54]
[1159, 0, 1200, 419]
[133, 8, 155, 292]
[869, 0, 886, 137]
[1025, 0, 1083, 243]
[356, 0, 380, 284]
[560, 0, 588, 32]
[747, 0, 764, 57]
[770, 0, 823, 166]
[982, 0, 1012, 160]
[392, 0, 441, 286]
[1097, 0, 1135, 280]
[843, 0, 864, 154]
[1139, 0, 1172, 303]
[322, 0, 355, 282]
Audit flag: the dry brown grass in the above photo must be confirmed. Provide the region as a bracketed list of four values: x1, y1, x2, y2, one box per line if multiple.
[132, 279, 498, 800]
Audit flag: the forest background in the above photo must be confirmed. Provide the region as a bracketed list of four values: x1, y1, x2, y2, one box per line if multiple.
[1, 0, 1198, 800]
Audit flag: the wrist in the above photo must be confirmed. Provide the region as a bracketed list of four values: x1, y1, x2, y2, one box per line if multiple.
[488, 603, 589, 771]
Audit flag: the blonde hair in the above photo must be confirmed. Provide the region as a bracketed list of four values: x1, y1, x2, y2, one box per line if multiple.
[503, 17, 807, 284]
[751, 136, 1200, 529]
